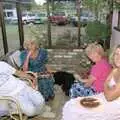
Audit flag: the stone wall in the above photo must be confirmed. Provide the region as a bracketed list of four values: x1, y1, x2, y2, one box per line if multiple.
[47, 49, 91, 73]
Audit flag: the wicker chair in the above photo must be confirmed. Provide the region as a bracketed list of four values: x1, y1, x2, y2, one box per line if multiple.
[0, 96, 28, 120]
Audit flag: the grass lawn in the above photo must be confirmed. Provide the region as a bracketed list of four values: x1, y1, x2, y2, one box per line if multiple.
[0, 23, 77, 56]
[0, 24, 47, 56]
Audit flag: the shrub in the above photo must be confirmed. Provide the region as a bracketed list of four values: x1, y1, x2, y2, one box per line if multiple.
[86, 21, 110, 44]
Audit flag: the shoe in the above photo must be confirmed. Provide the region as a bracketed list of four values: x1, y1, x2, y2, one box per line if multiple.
[41, 111, 56, 118]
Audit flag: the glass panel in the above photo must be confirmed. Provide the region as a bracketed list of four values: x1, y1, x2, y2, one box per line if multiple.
[3, 3, 20, 53]
[0, 27, 4, 57]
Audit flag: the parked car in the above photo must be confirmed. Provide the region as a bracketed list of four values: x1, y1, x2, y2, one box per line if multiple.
[10, 16, 18, 24]
[49, 12, 68, 25]
[10, 12, 36, 24]
[10, 12, 47, 24]
[35, 13, 48, 24]
[22, 12, 37, 24]
[71, 12, 96, 27]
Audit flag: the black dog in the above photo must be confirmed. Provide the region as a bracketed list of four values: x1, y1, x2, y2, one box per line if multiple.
[53, 71, 75, 96]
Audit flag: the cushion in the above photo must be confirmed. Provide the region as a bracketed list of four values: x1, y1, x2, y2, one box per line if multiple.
[7, 50, 22, 69]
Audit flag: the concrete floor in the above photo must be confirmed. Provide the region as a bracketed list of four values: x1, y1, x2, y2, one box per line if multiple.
[29, 85, 69, 120]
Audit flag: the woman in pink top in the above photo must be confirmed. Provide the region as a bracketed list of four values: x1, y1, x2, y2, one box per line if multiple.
[70, 43, 112, 98]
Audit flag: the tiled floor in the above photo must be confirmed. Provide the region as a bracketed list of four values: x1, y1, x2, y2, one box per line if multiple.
[29, 85, 69, 120]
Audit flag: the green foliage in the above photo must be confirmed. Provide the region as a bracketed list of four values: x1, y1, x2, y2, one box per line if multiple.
[82, 0, 107, 21]
[86, 21, 109, 42]
[114, 2, 120, 10]
[28, 25, 48, 47]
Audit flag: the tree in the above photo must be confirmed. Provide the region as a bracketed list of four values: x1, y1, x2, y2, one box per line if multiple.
[82, 0, 107, 21]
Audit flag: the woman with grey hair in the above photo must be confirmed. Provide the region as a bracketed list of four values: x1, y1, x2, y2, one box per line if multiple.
[20, 38, 55, 101]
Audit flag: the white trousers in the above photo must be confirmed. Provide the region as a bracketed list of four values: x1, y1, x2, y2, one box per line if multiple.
[16, 86, 45, 116]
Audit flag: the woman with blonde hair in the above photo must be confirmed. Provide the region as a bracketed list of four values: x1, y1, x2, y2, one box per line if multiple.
[104, 44, 120, 101]
[70, 43, 112, 98]
[20, 38, 55, 101]
[62, 44, 120, 120]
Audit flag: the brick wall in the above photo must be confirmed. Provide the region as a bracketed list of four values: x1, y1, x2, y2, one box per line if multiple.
[47, 49, 90, 73]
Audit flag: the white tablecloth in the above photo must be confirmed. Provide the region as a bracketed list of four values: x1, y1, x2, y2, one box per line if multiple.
[62, 93, 120, 120]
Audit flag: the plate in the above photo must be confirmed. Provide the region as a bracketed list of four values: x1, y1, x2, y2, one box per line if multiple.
[80, 97, 100, 108]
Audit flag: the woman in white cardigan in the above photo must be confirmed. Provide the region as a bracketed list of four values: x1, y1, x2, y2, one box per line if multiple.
[0, 61, 45, 117]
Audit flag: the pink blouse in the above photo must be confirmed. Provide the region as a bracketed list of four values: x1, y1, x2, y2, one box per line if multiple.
[90, 58, 112, 93]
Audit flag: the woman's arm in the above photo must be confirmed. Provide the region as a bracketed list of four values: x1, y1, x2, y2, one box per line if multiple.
[14, 70, 37, 89]
[83, 75, 95, 87]
[104, 69, 120, 101]
[15, 70, 35, 81]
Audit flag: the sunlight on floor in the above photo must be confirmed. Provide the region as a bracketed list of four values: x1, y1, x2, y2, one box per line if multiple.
[29, 85, 69, 120]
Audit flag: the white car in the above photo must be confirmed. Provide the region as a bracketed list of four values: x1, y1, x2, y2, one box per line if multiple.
[22, 13, 36, 24]
[10, 16, 18, 24]
[10, 12, 48, 24]
[10, 12, 37, 24]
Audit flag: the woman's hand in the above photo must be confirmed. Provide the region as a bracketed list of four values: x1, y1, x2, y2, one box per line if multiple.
[15, 70, 37, 89]
[25, 71, 38, 78]
[84, 79, 92, 87]
[84, 75, 95, 87]
[27, 51, 32, 57]
[23, 51, 32, 71]
[25, 73, 36, 82]
[24, 73, 38, 89]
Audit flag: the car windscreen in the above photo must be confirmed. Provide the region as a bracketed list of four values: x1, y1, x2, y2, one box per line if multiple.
[53, 12, 65, 16]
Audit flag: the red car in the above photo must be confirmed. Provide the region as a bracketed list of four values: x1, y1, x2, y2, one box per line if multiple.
[49, 12, 68, 25]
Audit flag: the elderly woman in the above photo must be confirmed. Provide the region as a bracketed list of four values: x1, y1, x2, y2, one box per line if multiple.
[62, 45, 120, 120]
[20, 38, 55, 101]
[70, 43, 112, 98]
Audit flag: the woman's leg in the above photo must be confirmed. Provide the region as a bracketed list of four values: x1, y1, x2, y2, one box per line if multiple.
[38, 78, 54, 101]
[38, 79, 50, 101]
[47, 77, 55, 98]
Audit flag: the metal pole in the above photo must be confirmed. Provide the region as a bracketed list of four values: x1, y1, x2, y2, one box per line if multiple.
[0, 2, 8, 54]
[51, 0, 55, 13]
[105, 0, 113, 49]
[76, 0, 81, 47]
[16, 0, 24, 50]
[47, 0, 52, 48]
